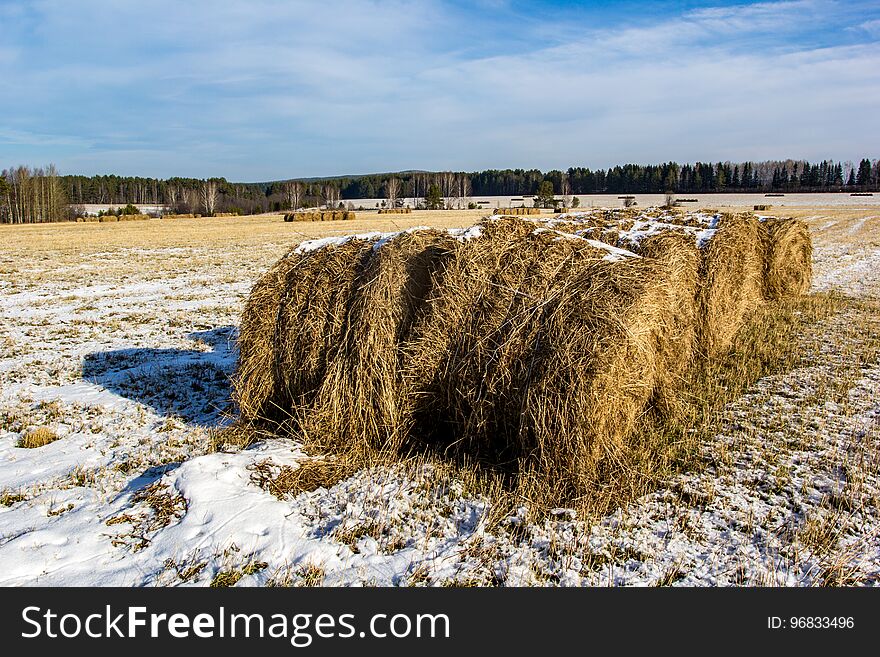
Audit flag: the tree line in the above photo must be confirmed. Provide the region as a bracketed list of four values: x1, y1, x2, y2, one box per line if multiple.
[2, 158, 878, 223]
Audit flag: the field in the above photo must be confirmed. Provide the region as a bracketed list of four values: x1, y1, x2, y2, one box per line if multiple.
[1, 206, 879, 586]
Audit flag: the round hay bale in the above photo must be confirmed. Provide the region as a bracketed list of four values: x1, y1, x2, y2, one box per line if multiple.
[234, 248, 305, 422]
[305, 230, 456, 454]
[761, 217, 812, 299]
[628, 231, 701, 413]
[402, 222, 695, 505]
[696, 213, 764, 357]
[274, 239, 376, 423]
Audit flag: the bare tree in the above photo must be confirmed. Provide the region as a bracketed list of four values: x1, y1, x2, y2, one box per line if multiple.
[460, 175, 472, 209]
[322, 184, 339, 208]
[385, 177, 401, 208]
[200, 179, 219, 216]
[0, 164, 66, 224]
[439, 172, 456, 209]
[282, 180, 303, 210]
[560, 176, 572, 207]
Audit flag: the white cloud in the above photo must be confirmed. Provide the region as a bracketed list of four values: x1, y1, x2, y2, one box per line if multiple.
[1, 0, 878, 178]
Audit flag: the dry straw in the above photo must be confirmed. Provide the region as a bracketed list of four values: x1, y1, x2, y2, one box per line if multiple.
[283, 211, 356, 222]
[693, 213, 765, 357]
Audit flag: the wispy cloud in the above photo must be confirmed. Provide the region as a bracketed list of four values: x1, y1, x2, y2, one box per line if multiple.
[1, 0, 877, 179]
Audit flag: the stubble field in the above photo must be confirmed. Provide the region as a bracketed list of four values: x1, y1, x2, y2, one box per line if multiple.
[1, 205, 879, 586]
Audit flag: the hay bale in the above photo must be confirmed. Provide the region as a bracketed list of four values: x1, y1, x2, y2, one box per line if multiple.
[761, 217, 812, 299]
[98, 215, 118, 223]
[273, 239, 376, 423]
[305, 230, 456, 453]
[235, 216, 701, 506]
[493, 207, 541, 216]
[694, 213, 764, 357]
[234, 248, 305, 421]
[402, 220, 697, 504]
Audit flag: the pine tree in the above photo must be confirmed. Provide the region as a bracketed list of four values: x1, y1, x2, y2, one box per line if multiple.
[424, 184, 443, 210]
[857, 158, 872, 187]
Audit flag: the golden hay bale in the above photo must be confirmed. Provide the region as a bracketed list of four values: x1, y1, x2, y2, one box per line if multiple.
[695, 213, 764, 357]
[98, 215, 119, 223]
[558, 211, 768, 359]
[274, 239, 376, 421]
[234, 248, 305, 421]
[305, 230, 456, 453]
[761, 218, 812, 299]
[628, 231, 701, 412]
[402, 221, 698, 504]
[235, 217, 700, 505]
[493, 207, 541, 216]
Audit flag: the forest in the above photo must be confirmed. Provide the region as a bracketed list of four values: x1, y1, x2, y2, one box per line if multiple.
[2, 158, 878, 223]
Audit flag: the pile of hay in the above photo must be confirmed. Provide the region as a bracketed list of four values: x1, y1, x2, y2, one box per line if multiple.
[162, 213, 200, 219]
[377, 208, 412, 214]
[493, 207, 542, 215]
[234, 208, 812, 507]
[283, 211, 356, 222]
[235, 217, 703, 505]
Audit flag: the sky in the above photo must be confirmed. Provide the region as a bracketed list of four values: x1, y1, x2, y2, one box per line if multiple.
[0, 0, 878, 181]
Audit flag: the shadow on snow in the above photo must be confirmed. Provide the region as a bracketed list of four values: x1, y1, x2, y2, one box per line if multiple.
[81, 326, 238, 427]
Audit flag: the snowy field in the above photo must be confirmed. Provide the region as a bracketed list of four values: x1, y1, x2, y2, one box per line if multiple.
[1, 208, 879, 586]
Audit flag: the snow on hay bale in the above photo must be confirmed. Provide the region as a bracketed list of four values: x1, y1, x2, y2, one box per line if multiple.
[235, 216, 700, 504]
[760, 217, 812, 299]
[558, 210, 766, 358]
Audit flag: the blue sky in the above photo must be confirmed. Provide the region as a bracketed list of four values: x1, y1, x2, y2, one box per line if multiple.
[0, 0, 878, 181]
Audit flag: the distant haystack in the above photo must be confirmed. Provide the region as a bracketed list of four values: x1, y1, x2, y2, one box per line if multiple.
[283, 211, 356, 222]
[493, 207, 542, 215]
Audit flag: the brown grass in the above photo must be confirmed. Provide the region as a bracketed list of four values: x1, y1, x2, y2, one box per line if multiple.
[17, 426, 60, 448]
[249, 457, 354, 498]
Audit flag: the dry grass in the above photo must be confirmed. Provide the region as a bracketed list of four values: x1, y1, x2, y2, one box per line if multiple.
[17, 426, 60, 448]
[249, 457, 355, 498]
[0, 209, 484, 257]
